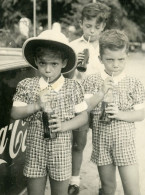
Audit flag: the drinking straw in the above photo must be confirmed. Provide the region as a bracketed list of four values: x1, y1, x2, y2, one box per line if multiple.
[88, 36, 90, 45]
[111, 71, 114, 79]
[47, 77, 50, 84]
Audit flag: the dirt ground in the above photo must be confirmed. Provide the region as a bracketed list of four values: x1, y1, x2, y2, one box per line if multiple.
[23, 52, 145, 195]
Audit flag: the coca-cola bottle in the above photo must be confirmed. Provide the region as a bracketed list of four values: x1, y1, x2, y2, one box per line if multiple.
[77, 48, 89, 72]
[42, 100, 57, 139]
[99, 88, 113, 124]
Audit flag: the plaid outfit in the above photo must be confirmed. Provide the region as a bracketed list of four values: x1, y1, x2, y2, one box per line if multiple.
[82, 71, 145, 166]
[13, 75, 86, 181]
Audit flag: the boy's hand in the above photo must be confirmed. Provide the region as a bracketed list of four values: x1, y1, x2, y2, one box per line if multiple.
[77, 52, 85, 65]
[49, 114, 64, 132]
[101, 77, 114, 94]
[105, 103, 121, 120]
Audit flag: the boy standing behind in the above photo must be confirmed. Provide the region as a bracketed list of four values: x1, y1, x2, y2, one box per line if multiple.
[67, 3, 111, 195]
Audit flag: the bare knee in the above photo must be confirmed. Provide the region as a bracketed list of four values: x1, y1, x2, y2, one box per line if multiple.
[72, 140, 87, 152]
[27, 177, 47, 195]
[50, 177, 69, 195]
[101, 181, 117, 195]
[72, 129, 87, 152]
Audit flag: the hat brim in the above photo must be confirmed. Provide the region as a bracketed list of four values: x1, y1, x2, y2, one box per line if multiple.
[22, 38, 77, 74]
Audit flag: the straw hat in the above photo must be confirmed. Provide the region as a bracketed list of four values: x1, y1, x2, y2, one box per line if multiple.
[22, 30, 77, 74]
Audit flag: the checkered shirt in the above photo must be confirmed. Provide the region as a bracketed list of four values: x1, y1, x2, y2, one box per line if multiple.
[13, 76, 85, 180]
[82, 73, 145, 166]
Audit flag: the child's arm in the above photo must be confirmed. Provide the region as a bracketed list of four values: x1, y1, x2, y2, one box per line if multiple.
[48, 111, 88, 132]
[106, 78, 145, 122]
[11, 103, 41, 120]
[49, 80, 89, 132]
[86, 77, 114, 112]
[106, 103, 145, 122]
[11, 89, 49, 120]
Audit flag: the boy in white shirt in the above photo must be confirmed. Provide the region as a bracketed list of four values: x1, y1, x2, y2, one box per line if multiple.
[65, 3, 111, 195]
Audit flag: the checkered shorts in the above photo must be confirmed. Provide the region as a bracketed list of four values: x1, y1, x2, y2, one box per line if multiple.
[24, 120, 72, 181]
[91, 118, 137, 166]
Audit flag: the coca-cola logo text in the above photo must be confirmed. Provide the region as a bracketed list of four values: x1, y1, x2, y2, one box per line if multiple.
[0, 120, 27, 165]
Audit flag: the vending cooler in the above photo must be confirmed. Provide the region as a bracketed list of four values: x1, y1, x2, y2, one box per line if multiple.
[0, 48, 37, 195]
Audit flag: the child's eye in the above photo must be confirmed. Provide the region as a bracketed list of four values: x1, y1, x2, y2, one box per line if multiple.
[39, 62, 45, 66]
[52, 63, 58, 66]
[107, 59, 113, 62]
[119, 58, 125, 61]
[86, 25, 91, 28]
[95, 26, 100, 30]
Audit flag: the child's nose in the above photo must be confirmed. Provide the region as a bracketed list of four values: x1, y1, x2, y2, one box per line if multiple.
[113, 60, 119, 67]
[45, 65, 51, 72]
[90, 27, 95, 34]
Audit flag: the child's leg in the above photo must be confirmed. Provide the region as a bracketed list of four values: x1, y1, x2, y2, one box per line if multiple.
[98, 164, 116, 195]
[49, 177, 69, 195]
[68, 126, 88, 194]
[118, 164, 140, 195]
[72, 127, 88, 176]
[27, 176, 47, 195]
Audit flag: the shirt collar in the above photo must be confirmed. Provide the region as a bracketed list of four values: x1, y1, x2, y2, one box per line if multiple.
[80, 36, 87, 43]
[39, 74, 65, 92]
[79, 36, 99, 48]
[101, 70, 126, 84]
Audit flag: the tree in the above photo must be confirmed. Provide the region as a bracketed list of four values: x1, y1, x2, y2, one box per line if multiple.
[60, 0, 144, 41]
[0, 0, 145, 47]
[119, 0, 145, 40]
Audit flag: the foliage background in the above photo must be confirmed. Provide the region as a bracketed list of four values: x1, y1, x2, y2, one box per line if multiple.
[0, 0, 145, 47]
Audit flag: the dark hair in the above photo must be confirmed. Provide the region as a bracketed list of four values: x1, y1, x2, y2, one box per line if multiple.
[34, 45, 67, 61]
[81, 2, 110, 24]
[99, 29, 129, 55]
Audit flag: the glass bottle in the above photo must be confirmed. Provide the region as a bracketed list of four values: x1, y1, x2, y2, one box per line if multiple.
[99, 88, 113, 124]
[77, 48, 89, 72]
[42, 99, 57, 139]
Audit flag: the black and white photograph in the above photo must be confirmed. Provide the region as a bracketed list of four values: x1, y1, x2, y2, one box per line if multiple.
[0, 0, 145, 194]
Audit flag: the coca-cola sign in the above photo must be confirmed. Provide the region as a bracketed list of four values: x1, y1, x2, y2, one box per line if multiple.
[0, 120, 27, 165]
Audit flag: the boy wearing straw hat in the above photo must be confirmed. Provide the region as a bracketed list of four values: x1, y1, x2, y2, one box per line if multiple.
[11, 30, 88, 195]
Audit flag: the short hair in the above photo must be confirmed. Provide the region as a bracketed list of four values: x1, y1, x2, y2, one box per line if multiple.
[99, 29, 129, 55]
[34, 45, 67, 61]
[81, 2, 111, 24]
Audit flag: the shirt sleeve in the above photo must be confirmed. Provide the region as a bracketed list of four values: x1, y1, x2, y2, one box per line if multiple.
[132, 78, 145, 110]
[13, 80, 30, 104]
[13, 101, 27, 107]
[74, 81, 87, 113]
[81, 75, 97, 98]
[13, 79, 42, 122]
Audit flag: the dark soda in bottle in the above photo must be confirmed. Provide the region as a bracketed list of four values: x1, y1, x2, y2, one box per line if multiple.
[42, 101, 57, 139]
[77, 48, 89, 72]
[99, 89, 113, 124]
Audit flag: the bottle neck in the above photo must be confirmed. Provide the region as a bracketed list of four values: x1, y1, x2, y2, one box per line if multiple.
[43, 101, 53, 113]
[104, 88, 113, 103]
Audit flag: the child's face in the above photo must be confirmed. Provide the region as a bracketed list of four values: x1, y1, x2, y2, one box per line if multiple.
[80, 17, 105, 42]
[35, 52, 67, 83]
[99, 47, 128, 76]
